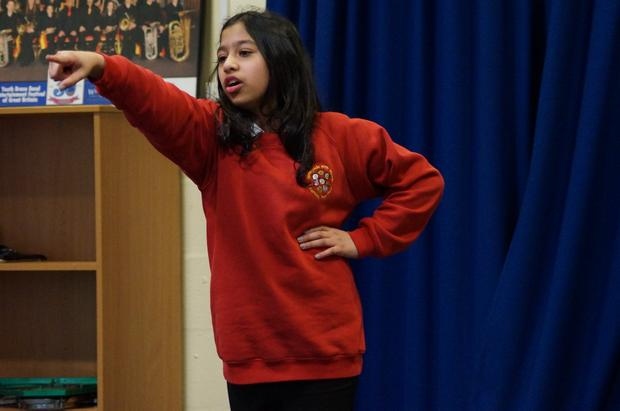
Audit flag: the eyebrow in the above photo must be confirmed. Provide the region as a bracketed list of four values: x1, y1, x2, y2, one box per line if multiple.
[217, 39, 257, 54]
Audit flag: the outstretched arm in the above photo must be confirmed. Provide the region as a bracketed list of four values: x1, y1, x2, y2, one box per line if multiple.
[47, 51, 105, 90]
[47, 52, 219, 187]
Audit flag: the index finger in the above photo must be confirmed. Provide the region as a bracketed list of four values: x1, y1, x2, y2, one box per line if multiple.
[45, 51, 71, 65]
[304, 226, 330, 234]
[47, 60, 63, 80]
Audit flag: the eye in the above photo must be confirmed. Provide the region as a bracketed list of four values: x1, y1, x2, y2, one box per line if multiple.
[216, 54, 227, 64]
[239, 49, 253, 57]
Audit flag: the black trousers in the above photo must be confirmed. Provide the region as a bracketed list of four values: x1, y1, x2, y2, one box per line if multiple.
[227, 376, 359, 411]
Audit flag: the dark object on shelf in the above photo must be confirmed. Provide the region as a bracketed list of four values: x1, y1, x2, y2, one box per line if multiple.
[0, 395, 17, 406]
[0, 245, 47, 262]
[16, 394, 97, 409]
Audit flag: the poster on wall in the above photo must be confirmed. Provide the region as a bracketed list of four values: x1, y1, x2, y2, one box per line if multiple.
[0, 0, 203, 107]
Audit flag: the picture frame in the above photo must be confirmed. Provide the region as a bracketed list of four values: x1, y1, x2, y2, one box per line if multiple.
[0, 0, 205, 106]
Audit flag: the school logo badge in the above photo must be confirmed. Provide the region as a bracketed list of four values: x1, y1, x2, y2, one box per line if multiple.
[46, 73, 84, 105]
[306, 164, 334, 199]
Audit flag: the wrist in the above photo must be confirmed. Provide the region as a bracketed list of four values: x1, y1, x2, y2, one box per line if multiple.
[87, 53, 105, 82]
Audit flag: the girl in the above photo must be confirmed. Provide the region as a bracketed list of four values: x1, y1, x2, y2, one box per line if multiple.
[77, 0, 101, 51]
[37, 3, 58, 61]
[18, 0, 37, 65]
[48, 9, 444, 411]
[117, 0, 138, 59]
[55, 0, 79, 50]
[97, 0, 118, 55]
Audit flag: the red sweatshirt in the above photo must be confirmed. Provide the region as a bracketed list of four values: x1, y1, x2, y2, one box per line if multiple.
[95, 55, 444, 384]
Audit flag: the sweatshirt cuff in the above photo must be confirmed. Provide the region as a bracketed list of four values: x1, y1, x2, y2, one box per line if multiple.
[349, 227, 375, 258]
[92, 54, 126, 102]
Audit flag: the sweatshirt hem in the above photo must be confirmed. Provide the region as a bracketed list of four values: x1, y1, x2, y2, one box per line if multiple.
[223, 354, 363, 385]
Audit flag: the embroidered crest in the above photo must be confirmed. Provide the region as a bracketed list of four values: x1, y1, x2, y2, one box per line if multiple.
[306, 164, 334, 199]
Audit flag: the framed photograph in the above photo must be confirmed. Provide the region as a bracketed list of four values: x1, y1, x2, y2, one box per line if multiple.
[0, 0, 204, 106]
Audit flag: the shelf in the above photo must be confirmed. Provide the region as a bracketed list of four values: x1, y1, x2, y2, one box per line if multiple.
[0, 408, 97, 411]
[0, 105, 182, 410]
[0, 262, 97, 271]
[0, 105, 117, 115]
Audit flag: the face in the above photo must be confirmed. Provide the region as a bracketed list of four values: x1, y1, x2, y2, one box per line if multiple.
[217, 22, 270, 116]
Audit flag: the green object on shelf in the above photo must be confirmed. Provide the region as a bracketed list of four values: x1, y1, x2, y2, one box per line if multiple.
[0, 377, 97, 398]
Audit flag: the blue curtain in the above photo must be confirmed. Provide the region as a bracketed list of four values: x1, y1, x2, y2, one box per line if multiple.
[267, 1, 620, 410]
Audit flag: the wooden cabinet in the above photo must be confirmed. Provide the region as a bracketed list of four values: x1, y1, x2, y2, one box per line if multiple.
[0, 106, 182, 410]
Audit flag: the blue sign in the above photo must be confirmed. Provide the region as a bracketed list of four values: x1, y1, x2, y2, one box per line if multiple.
[0, 82, 47, 106]
[0, 80, 111, 107]
[84, 82, 111, 105]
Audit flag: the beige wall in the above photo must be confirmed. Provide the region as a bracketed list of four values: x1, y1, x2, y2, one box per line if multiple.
[184, 2, 266, 411]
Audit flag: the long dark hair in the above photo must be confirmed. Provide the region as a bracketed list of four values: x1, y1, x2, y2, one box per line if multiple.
[211, 10, 321, 186]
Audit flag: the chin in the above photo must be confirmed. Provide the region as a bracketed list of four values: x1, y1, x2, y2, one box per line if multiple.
[235, 102, 259, 114]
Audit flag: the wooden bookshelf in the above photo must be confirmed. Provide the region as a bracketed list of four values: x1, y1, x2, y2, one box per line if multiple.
[0, 106, 183, 410]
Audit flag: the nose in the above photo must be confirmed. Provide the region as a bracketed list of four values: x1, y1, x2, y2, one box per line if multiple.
[222, 55, 238, 72]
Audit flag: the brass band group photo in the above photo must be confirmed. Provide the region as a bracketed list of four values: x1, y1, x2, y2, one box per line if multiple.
[0, 0, 193, 68]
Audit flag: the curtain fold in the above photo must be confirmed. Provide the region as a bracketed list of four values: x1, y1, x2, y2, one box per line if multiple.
[267, 1, 620, 409]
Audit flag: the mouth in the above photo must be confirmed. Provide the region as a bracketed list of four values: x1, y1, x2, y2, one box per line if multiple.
[224, 77, 242, 94]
